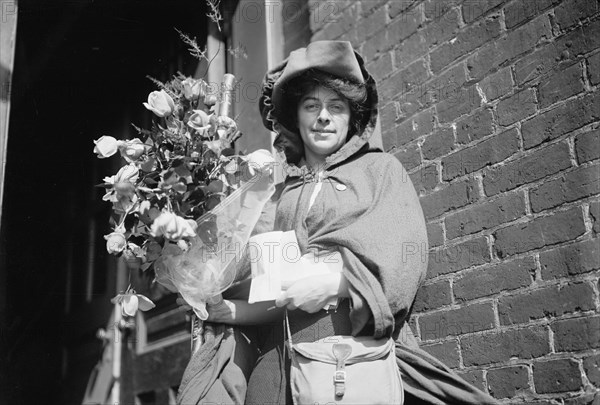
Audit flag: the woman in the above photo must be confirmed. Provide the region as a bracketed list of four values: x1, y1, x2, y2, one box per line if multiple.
[201, 41, 498, 405]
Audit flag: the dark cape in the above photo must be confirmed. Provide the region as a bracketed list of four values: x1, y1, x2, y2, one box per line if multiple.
[177, 41, 499, 404]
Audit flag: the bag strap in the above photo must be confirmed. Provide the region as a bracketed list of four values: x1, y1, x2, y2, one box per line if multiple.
[284, 309, 296, 360]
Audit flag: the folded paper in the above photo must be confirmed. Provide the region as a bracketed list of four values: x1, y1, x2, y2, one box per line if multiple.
[248, 230, 342, 309]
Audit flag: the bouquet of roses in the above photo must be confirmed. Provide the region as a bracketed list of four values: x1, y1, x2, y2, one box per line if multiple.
[94, 70, 275, 320]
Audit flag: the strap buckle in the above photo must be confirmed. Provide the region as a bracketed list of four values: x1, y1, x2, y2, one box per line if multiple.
[333, 370, 346, 383]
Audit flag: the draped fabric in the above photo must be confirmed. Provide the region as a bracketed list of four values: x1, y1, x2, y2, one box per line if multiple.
[258, 40, 499, 404]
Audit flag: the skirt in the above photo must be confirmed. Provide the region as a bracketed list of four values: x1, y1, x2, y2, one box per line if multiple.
[244, 300, 353, 405]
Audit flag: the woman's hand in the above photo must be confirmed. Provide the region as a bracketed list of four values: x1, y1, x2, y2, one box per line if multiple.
[275, 273, 349, 313]
[206, 298, 237, 324]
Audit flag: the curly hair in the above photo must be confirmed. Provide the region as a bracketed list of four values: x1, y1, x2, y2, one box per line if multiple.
[275, 69, 369, 138]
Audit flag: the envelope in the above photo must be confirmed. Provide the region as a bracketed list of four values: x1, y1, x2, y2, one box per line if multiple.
[248, 230, 342, 309]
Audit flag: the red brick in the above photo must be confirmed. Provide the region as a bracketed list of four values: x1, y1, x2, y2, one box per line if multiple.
[395, 107, 435, 146]
[533, 359, 583, 393]
[382, 127, 397, 153]
[498, 282, 595, 325]
[421, 339, 460, 368]
[380, 103, 400, 150]
[591, 200, 600, 233]
[361, 29, 389, 61]
[494, 207, 586, 257]
[456, 369, 487, 392]
[428, 236, 491, 277]
[359, 0, 387, 16]
[461, 0, 505, 23]
[565, 18, 600, 55]
[583, 354, 600, 386]
[466, 43, 498, 83]
[553, 315, 600, 352]
[393, 33, 428, 70]
[483, 142, 572, 196]
[430, 15, 502, 74]
[538, 63, 585, 109]
[487, 366, 530, 398]
[496, 88, 537, 126]
[522, 92, 600, 149]
[422, 128, 455, 160]
[419, 301, 495, 341]
[423, 7, 461, 47]
[445, 192, 527, 239]
[504, 0, 560, 29]
[356, 5, 387, 42]
[589, 52, 600, 85]
[430, 63, 468, 102]
[426, 220, 444, 247]
[311, 3, 357, 41]
[366, 52, 394, 82]
[393, 143, 421, 170]
[453, 256, 534, 301]
[389, 0, 419, 20]
[442, 128, 520, 180]
[529, 163, 600, 212]
[575, 129, 600, 164]
[410, 163, 439, 195]
[477, 68, 513, 103]
[396, 87, 435, 119]
[461, 326, 550, 366]
[540, 238, 600, 279]
[466, 16, 552, 81]
[437, 86, 482, 123]
[380, 58, 429, 101]
[564, 393, 600, 405]
[386, 5, 423, 43]
[308, 1, 348, 32]
[422, 0, 457, 21]
[421, 178, 480, 220]
[554, 0, 599, 31]
[513, 41, 567, 87]
[515, 21, 600, 86]
[413, 279, 452, 312]
[496, 14, 552, 62]
[456, 108, 494, 144]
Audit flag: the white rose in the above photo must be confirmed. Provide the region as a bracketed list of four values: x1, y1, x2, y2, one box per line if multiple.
[104, 231, 127, 254]
[103, 163, 139, 202]
[111, 291, 155, 316]
[118, 138, 146, 162]
[93, 136, 122, 158]
[182, 78, 204, 100]
[143, 90, 175, 117]
[151, 212, 198, 241]
[188, 110, 211, 136]
[245, 149, 275, 176]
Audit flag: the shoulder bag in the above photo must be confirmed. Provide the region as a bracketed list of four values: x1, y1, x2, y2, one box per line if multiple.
[285, 311, 404, 405]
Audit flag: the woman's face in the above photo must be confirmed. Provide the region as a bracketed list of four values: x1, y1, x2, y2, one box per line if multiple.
[297, 86, 350, 166]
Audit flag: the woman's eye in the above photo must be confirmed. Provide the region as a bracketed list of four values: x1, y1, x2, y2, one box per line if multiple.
[330, 104, 345, 112]
[304, 103, 319, 111]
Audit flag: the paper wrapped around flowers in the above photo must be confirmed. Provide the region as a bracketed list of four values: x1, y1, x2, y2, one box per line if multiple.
[154, 169, 275, 319]
[248, 230, 341, 309]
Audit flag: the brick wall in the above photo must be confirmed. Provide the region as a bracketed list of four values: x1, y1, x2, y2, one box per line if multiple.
[308, 0, 600, 403]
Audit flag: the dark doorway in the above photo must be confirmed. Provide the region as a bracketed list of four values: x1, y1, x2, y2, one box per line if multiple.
[2, 1, 208, 403]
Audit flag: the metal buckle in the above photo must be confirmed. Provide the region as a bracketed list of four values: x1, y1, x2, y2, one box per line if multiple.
[333, 370, 346, 383]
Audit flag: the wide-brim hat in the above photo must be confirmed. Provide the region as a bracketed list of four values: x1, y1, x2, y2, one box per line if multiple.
[271, 41, 365, 110]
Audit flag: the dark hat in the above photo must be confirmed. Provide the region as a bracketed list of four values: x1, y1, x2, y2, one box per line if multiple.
[270, 41, 364, 110]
